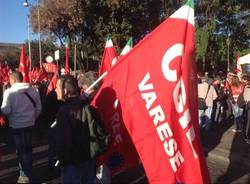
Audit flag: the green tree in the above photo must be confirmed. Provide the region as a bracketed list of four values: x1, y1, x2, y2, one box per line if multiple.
[29, 0, 250, 73]
[29, 0, 163, 71]
[195, 0, 250, 73]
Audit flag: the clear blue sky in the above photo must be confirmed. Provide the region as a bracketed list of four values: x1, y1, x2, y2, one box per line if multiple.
[0, 0, 36, 44]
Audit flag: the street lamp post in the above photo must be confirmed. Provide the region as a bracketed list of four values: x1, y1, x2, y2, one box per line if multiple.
[24, 1, 32, 71]
[226, 37, 230, 72]
[23, 0, 42, 68]
[37, 1, 42, 68]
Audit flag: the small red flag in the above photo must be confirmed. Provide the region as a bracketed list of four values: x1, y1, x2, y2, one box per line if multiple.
[0, 63, 10, 84]
[46, 71, 58, 95]
[65, 46, 70, 75]
[29, 67, 40, 84]
[18, 46, 30, 83]
[98, 37, 117, 76]
[35, 66, 48, 83]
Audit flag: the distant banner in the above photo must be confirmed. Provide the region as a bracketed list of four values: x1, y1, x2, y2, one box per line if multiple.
[42, 63, 57, 73]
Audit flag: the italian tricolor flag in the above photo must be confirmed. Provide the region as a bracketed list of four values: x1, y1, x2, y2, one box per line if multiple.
[98, 36, 117, 76]
[120, 37, 133, 56]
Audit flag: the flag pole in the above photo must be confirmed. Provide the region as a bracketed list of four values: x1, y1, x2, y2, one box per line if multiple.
[85, 71, 107, 93]
[74, 44, 77, 78]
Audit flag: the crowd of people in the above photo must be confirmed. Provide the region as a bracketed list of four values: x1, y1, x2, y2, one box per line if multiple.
[198, 71, 250, 144]
[0, 70, 100, 183]
[1, 68, 250, 183]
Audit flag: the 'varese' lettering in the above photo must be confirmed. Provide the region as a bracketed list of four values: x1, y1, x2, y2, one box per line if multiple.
[138, 72, 184, 173]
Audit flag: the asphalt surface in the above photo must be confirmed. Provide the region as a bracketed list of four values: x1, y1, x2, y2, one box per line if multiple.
[0, 120, 250, 183]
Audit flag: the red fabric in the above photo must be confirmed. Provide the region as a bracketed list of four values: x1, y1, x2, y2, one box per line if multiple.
[95, 16, 210, 183]
[18, 46, 30, 83]
[29, 67, 40, 84]
[42, 63, 58, 73]
[65, 47, 70, 74]
[46, 71, 58, 95]
[231, 84, 244, 102]
[26, 57, 30, 72]
[35, 66, 48, 83]
[92, 91, 139, 176]
[0, 115, 6, 126]
[98, 41, 117, 76]
[236, 53, 241, 75]
[224, 80, 230, 92]
[0, 63, 10, 84]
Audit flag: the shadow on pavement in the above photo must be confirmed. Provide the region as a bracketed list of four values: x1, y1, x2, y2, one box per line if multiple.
[201, 120, 234, 157]
[215, 130, 250, 183]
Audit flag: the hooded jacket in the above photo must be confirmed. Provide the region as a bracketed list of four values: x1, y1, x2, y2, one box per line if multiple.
[1, 82, 42, 128]
[55, 97, 91, 166]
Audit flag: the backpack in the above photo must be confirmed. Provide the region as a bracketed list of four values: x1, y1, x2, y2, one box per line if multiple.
[81, 105, 109, 159]
[198, 98, 207, 110]
[198, 85, 210, 110]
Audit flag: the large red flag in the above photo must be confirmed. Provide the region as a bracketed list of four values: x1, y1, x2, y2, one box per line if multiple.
[65, 46, 70, 75]
[98, 37, 117, 76]
[18, 46, 30, 83]
[94, 0, 210, 183]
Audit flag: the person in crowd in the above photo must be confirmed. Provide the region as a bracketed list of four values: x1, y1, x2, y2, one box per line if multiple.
[198, 76, 218, 131]
[54, 75, 96, 184]
[241, 74, 250, 87]
[78, 71, 99, 103]
[204, 71, 213, 84]
[0, 71, 42, 183]
[237, 75, 250, 143]
[211, 76, 225, 125]
[44, 88, 64, 171]
[242, 78, 250, 144]
[223, 72, 235, 121]
[229, 75, 244, 132]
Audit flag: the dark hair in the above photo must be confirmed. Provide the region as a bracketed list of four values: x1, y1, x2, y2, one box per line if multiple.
[231, 75, 241, 87]
[10, 71, 23, 82]
[57, 75, 67, 90]
[62, 75, 79, 96]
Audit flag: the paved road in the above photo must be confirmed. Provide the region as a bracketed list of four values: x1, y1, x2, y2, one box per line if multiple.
[0, 121, 250, 183]
[202, 121, 250, 184]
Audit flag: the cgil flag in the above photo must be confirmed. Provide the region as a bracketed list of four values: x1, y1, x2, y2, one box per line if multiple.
[98, 36, 118, 76]
[94, 0, 210, 183]
[18, 46, 30, 83]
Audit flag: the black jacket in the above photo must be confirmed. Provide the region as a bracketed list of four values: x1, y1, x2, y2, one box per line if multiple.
[55, 97, 91, 166]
